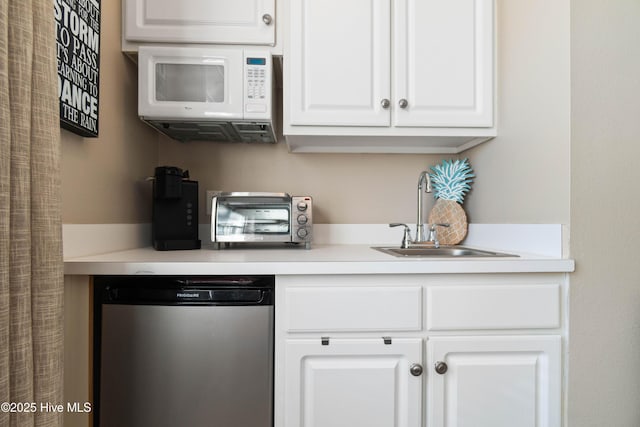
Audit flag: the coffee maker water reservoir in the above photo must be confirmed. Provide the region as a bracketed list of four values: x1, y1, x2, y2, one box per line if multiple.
[152, 166, 201, 250]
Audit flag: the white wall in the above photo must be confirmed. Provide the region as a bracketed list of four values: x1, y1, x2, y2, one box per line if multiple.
[569, 1, 640, 425]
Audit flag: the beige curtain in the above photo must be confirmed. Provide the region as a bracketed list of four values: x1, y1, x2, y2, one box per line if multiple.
[0, 0, 64, 426]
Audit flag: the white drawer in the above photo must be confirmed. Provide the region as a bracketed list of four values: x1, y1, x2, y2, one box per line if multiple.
[284, 286, 422, 332]
[427, 284, 560, 331]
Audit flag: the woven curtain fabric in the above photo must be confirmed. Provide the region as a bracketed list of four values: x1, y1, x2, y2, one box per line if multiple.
[0, 0, 64, 425]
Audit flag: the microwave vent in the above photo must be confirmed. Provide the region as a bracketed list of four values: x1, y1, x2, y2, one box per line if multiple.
[232, 122, 276, 143]
[144, 119, 276, 143]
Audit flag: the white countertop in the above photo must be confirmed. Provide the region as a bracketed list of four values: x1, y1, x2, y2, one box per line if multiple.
[63, 243, 575, 276]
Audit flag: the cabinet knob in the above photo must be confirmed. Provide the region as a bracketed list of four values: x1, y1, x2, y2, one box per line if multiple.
[262, 14, 273, 25]
[409, 363, 423, 377]
[434, 361, 448, 375]
[380, 98, 390, 109]
[398, 98, 408, 109]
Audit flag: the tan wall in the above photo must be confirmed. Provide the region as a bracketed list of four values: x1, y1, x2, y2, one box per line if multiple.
[158, 136, 445, 225]
[569, 1, 640, 425]
[64, 2, 640, 426]
[158, 0, 572, 226]
[61, 0, 158, 224]
[61, 0, 571, 227]
[464, 0, 571, 224]
[60, 2, 640, 426]
[63, 277, 91, 427]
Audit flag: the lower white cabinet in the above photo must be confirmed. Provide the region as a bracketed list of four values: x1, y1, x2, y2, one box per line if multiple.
[284, 338, 423, 427]
[275, 275, 567, 427]
[427, 336, 562, 427]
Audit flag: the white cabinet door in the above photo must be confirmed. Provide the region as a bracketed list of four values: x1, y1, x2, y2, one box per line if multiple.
[285, 338, 422, 427]
[428, 336, 561, 427]
[287, 0, 391, 126]
[393, 0, 494, 127]
[124, 0, 275, 45]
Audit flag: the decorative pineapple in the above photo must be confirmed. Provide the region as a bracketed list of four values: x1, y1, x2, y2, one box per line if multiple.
[428, 159, 475, 245]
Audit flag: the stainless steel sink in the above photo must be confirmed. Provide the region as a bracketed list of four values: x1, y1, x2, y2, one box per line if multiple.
[372, 245, 518, 258]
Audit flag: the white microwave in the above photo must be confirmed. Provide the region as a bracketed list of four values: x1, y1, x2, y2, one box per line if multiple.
[138, 45, 276, 143]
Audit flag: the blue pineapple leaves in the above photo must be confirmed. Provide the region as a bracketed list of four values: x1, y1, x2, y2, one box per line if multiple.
[429, 159, 475, 203]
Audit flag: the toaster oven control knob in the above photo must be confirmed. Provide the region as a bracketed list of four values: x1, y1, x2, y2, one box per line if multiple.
[297, 214, 308, 225]
[297, 228, 308, 239]
[297, 201, 308, 211]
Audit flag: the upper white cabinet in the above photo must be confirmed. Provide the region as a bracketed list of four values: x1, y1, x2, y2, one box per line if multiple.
[393, 0, 494, 128]
[287, 0, 391, 127]
[284, 0, 496, 153]
[123, 0, 276, 48]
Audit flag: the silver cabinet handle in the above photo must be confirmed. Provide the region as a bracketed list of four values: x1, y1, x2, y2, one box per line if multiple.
[381, 98, 390, 109]
[434, 361, 448, 375]
[399, 98, 408, 109]
[262, 14, 273, 25]
[410, 363, 423, 377]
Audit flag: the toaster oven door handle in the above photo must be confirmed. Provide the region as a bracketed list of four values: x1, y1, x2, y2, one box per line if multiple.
[211, 196, 219, 243]
[218, 192, 290, 198]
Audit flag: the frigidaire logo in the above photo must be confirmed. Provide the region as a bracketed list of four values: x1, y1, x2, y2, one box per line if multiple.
[177, 292, 199, 298]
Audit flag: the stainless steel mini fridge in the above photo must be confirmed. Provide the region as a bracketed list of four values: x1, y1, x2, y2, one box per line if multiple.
[93, 276, 274, 427]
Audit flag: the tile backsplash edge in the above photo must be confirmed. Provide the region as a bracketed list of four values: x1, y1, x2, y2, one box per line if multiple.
[63, 223, 564, 258]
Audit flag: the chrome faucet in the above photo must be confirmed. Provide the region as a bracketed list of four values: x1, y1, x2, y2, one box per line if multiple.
[415, 171, 432, 243]
[389, 171, 450, 248]
[389, 222, 450, 248]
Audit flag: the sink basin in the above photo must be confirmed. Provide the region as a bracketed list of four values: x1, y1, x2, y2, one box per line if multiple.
[373, 246, 518, 258]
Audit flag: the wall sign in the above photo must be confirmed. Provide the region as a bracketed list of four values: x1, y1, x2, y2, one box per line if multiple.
[54, 0, 101, 137]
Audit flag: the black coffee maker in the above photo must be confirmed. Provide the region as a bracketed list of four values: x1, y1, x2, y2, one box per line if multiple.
[152, 166, 201, 250]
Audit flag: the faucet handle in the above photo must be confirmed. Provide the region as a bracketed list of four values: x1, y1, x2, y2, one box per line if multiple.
[430, 223, 450, 230]
[389, 223, 412, 249]
[427, 223, 450, 248]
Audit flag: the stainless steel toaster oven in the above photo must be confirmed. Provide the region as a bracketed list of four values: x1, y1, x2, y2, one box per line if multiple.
[211, 192, 313, 249]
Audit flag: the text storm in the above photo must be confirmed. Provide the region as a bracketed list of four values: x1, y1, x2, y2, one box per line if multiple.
[55, 0, 100, 137]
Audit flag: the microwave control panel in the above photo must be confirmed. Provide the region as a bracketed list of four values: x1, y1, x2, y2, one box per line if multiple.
[244, 51, 272, 119]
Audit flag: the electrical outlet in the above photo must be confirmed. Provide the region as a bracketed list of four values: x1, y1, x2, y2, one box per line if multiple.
[205, 190, 221, 215]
